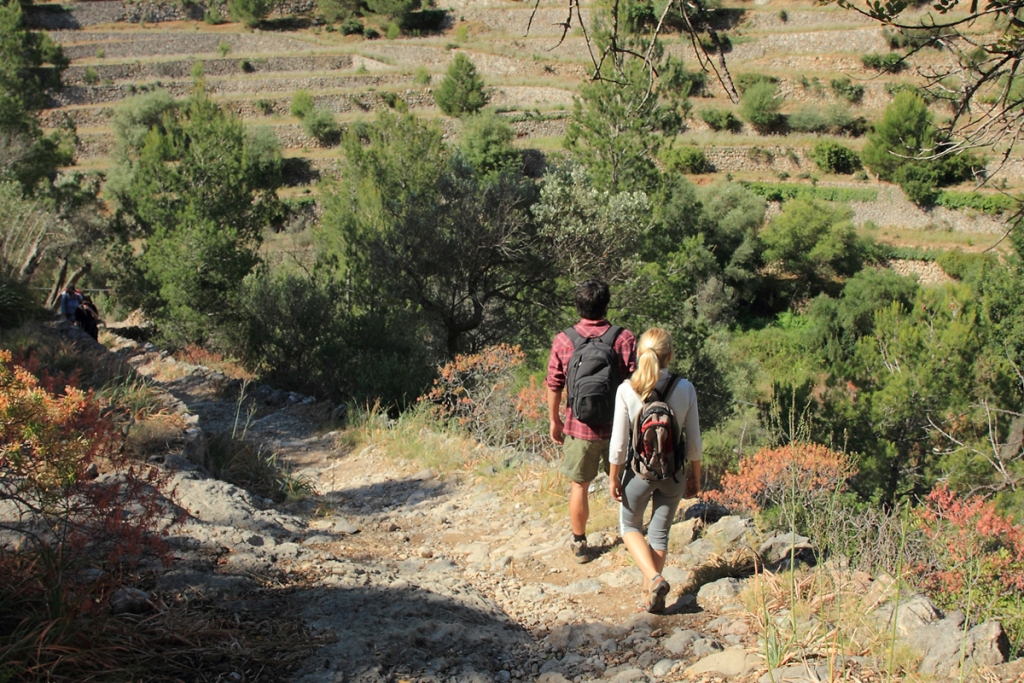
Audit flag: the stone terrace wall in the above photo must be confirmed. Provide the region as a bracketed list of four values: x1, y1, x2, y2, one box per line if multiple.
[49, 73, 411, 106]
[850, 186, 1007, 234]
[63, 54, 354, 85]
[26, 0, 314, 29]
[51, 31, 329, 60]
[890, 259, 954, 285]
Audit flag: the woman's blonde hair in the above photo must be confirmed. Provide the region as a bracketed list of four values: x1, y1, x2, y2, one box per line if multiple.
[630, 328, 673, 401]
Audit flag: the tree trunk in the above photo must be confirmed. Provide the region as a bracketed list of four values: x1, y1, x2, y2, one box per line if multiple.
[46, 255, 69, 309]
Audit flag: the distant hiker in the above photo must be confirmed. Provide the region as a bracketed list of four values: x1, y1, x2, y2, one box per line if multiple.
[546, 279, 636, 564]
[59, 283, 83, 321]
[75, 295, 100, 340]
[608, 328, 701, 613]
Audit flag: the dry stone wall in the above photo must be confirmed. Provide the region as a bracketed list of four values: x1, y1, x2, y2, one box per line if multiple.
[50, 73, 412, 106]
[63, 54, 355, 85]
[52, 31, 330, 61]
[850, 186, 1007, 234]
[889, 259, 954, 286]
[26, 0, 314, 29]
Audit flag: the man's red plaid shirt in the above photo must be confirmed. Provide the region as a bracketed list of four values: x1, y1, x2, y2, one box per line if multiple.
[546, 319, 637, 440]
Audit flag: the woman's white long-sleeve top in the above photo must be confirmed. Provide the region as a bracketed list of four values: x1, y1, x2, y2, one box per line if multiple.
[608, 369, 702, 467]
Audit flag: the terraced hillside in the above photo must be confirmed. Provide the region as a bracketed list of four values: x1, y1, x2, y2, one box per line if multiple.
[28, 0, 1020, 249]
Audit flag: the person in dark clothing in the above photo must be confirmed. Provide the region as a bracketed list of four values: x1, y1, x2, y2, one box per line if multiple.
[74, 295, 100, 340]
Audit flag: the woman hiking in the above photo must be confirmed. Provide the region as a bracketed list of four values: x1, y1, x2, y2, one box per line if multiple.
[608, 327, 702, 613]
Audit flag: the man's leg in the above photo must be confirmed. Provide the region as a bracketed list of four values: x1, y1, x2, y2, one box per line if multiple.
[569, 480, 590, 536]
[561, 436, 608, 563]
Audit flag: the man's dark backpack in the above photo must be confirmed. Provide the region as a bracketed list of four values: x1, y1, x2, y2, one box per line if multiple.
[564, 325, 624, 426]
[628, 375, 684, 482]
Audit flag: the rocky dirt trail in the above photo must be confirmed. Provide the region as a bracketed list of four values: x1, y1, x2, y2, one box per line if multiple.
[110, 334, 1022, 683]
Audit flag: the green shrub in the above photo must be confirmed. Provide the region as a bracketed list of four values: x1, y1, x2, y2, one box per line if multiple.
[95, 48, 105, 59]
[302, 107, 340, 144]
[83, 66, 99, 85]
[786, 106, 830, 133]
[413, 66, 431, 85]
[217, 40, 231, 58]
[935, 249, 997, 280]
[434, 52, 488, 117]
[365, 0, 417, 18]
[380, 91, 408, 112]
[862, 91, 933, 181]
[204, 4, 225, 23]
[227, 0, 273, 27]
[340, 17, 363, 34]
[861, 52, 905, 72]
[830, 77, 864, 103]
[290, 89, 314, 119]
[762, 199, 867, 293]
[936, 190, 1018, 215]
[255, 98, 274, 114]
[735, 72, 779, 94]
[745, 182, 878, 203]
[363, 25, 380, 39]
[317, 0, 359, 23]
[231, 270, 433, 407]
[459, 111, 518, 175]
[778, 9, 788, 21]
[238, 59, 253, 72]
[894, 162, 940, 205]
[700, 107, 739, 132]
[740, 81, 783, 132]
[400, 9, 447, 33]
[664, 146, 709, 174]
[812, 140, 862, 174]
[386, 21, 400, 38]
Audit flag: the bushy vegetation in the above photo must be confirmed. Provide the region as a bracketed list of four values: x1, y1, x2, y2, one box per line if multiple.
[105, 82, 283, 346]
[829, 76, 864, 103]
[744, 182, 878, 203]
[862, 91, 985, 205]
[936, 189, 1018, 215]
[663, 145, 709, 174]
[861, 52, 905, 72]
[740, 81, 783, 132]
[811, 140, 862, 174]
[700, 107, 740, 132]
[786, 104, 865, 136]
[228, 0, 274, 27]
[0, 345, 182, 678]
[735, 72, 779, 94]
[433, 53, 488, 117]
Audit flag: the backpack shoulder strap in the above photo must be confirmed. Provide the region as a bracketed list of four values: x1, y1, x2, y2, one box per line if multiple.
[599, 325, 623, 346]
[564, 326, 584, 348]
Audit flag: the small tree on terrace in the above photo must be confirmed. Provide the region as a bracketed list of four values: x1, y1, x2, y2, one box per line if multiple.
[107, 85, 283, 344]
[564, 53, 688, 195]
[861, 90, 934, 181]
[761, 199, 866, 299]
[320, 112, 554, 358]
[434, 53, 488, 117]
[228, 0, 275, 27]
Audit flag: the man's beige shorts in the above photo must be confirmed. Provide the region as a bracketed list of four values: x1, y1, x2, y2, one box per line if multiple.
[561, 435, 610, 483]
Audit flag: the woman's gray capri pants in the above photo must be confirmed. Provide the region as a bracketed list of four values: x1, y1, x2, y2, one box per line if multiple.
[618, 470, 688, 551]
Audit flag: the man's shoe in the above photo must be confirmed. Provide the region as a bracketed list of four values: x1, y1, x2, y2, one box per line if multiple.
[570, 537, 590, 564]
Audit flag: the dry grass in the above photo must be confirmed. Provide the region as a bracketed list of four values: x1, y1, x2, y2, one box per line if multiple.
[742, 565, 924, 678]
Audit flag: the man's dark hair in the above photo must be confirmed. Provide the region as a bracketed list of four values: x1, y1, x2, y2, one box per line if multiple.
[575, 279, 610, 320]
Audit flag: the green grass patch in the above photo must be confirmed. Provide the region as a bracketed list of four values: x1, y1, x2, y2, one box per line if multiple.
[935, 190, 1020, 215]
[744, 181, 878, 203]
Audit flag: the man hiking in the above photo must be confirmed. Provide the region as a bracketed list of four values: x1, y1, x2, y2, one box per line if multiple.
[546, 280, 636, 563]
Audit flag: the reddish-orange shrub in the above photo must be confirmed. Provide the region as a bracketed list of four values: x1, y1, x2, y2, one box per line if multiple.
[0, 348, 181, 676]
[706, 442, 856, 513]
[420, 345, 557, 460]
[915, 483, 1024, 652]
